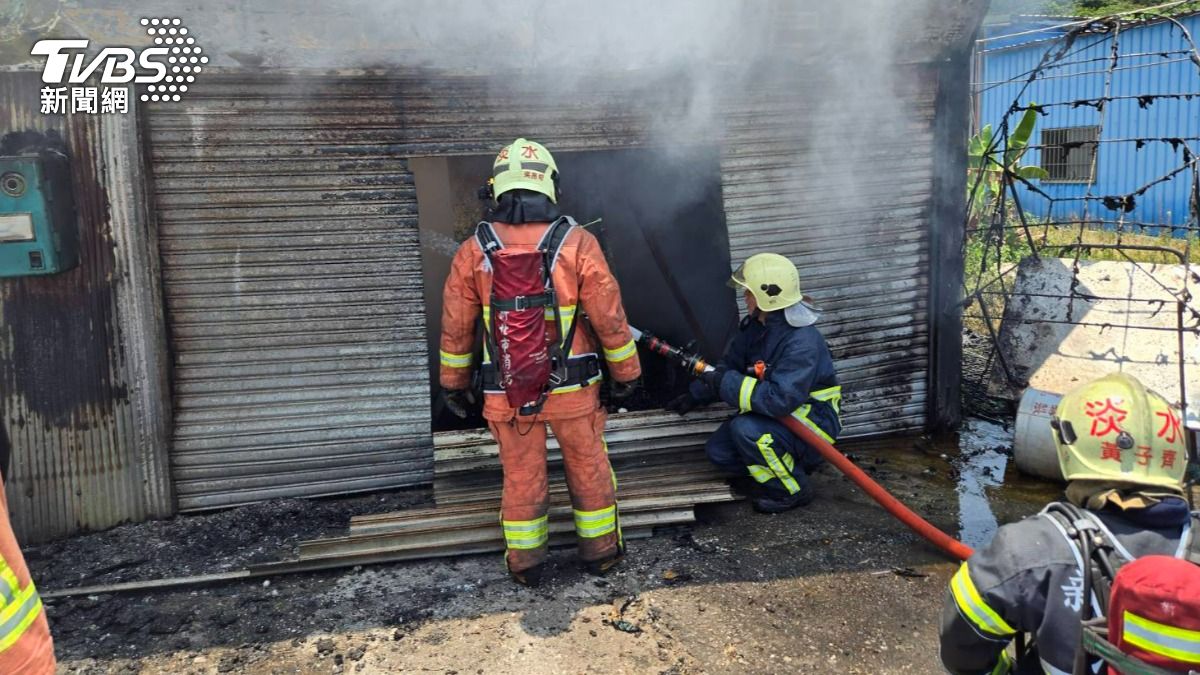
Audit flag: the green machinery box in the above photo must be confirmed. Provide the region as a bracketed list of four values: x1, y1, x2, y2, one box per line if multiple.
[0, 153, 77, 278]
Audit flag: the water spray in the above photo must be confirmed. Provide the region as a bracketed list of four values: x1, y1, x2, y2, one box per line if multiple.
[631, 325, 975, 562]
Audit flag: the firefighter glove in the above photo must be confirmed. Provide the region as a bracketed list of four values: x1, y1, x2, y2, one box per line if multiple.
[610, 378, 639, 401]
[699, 365, 728, 397]
[666, 392, 701, 416]
[443, 388, 477, 419]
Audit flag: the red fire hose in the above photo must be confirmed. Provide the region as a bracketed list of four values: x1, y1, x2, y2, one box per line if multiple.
[631, 326, 975, 562]
[777, 415, 974, 561]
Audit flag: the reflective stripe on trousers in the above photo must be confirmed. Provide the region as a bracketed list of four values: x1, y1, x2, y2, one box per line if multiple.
[790, 385, 842, 444]
[502, 516, 549, 550]
[754, 433, 801, 495]
[574, 505, 618, 539]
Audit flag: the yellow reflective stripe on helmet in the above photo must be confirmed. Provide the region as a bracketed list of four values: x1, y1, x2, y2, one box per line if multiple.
[1123, 611, 1200, 664]
[502, 516, 549, 550]
[756, 434, 800, 495]
[782, 452, 795, 473]
[950, 563, 1017, 638]
[739, 377, 756, 413]
[747, 465, 774, 483]
[791, 405, 836, 444]
[439, 350, 472, 369]
[603, 339, 637, 364]
[574, 505, 617, 539]
[0, 582, 42, 654]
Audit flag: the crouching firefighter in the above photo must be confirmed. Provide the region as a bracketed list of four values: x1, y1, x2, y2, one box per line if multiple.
[439, 138, 642, 586]
[939, 372, 1198, 675]
[666, 253, 841, 514]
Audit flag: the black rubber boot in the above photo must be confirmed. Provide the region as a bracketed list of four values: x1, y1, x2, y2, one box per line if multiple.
[508, 564, 544, 588]
[752, 487, 815, 514]
[727, 476, 760, 498]
[586, 543, 625, 576]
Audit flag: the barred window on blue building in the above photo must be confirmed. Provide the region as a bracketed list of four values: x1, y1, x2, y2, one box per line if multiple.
[1041, 126, 1100, 183]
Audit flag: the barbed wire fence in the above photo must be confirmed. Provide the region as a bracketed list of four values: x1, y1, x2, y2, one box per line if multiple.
[962, 3, 1200, 426]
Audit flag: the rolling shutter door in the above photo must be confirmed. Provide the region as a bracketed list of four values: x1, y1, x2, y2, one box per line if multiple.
[722, 71, 937, 437]
[146, 76, 431, 510]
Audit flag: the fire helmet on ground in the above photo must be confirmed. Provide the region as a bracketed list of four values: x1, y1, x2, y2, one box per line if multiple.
[492, 138, 558, 203]
[728, 253, 821, 327]
[1051, 372, 1187, 490]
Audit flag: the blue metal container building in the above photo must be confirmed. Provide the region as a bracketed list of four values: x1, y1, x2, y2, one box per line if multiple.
[976, 12, 1200, 232]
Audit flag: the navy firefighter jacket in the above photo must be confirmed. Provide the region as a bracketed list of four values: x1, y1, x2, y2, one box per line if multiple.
[691, 311, 841, 441]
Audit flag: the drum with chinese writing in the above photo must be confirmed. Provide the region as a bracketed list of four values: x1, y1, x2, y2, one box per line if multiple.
[1014, 387, 1065, 481]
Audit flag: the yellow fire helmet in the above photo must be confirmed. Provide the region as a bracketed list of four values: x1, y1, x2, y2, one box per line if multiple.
[728, 253, 821, 327]
[491, 138, 559, 203]
[1050, 372, 1188, 490]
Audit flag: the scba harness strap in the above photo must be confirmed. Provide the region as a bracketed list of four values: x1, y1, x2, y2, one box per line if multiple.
[476, 216, 590, 414]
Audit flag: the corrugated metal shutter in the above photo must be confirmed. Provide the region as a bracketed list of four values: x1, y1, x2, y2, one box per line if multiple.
[145, 76, 432, 510]
[722, 73, 938, 437]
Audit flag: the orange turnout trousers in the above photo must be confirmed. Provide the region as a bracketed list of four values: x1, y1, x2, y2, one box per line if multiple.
[0, 478, 55, 675]
[490, 409, 619, 570]
[440, 220, 641, 572]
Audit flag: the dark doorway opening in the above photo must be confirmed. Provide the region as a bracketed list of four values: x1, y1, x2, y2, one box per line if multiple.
[414, 146, 737, 431]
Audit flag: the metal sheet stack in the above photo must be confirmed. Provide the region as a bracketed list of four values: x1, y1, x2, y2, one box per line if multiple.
[283, 409, 740, 569]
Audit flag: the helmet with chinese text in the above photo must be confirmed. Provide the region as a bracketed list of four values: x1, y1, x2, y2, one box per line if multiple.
[492, 138, 559, 203]
[1050, 372, 1187, 490]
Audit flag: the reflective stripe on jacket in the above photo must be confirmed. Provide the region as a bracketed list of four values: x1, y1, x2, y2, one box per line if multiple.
[440, 220, 641, 421]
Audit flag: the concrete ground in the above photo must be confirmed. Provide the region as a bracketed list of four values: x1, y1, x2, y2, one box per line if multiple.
[35, 421, 1058, 674]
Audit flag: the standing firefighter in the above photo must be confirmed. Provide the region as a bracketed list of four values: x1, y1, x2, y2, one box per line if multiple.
[667, 253, 841, 513]
[439, 138, 641, 586]
[940, 373, 1198, 674]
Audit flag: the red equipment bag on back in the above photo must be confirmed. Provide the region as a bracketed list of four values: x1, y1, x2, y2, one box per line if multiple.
[1105, 555, 1200, 673]
[475, 217, 578, 414]
[488, 247, 554, 408]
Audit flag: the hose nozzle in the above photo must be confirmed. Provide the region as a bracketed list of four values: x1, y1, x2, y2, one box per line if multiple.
[629, 326, 711, 376]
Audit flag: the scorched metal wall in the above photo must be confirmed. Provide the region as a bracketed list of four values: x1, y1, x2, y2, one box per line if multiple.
[0, 72, 174, 541]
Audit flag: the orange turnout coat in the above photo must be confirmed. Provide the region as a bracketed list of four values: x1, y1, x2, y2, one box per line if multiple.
[439, 220, 641, 418]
